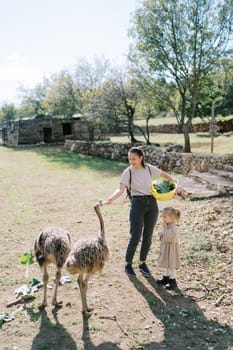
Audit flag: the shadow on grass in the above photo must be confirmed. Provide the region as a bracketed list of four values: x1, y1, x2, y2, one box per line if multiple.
[27, 304, 122, 349]
[28, 307, 77, 350]
[82, 314, 123, 350]
[8, 145, 126, 174]
[128, 275, 233, 350]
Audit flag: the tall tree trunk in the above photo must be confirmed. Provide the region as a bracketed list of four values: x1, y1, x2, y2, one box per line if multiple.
[128, 123, 138, 143]
[127, 109, 138, 144]
[145, 110, 151, 145]
[182, 124, 191, 153]
[180, 94, 191, 152]
[133, 125, 150, 144]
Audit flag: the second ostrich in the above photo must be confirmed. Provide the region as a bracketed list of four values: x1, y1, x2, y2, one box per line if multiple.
[34, 227, 71, 308]
[66, 203, 109, 317]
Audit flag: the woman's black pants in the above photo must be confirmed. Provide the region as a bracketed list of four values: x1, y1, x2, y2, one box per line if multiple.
[125, 196, 159, 264]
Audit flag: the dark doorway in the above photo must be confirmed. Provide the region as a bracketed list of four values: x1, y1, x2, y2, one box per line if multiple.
[43, 128, 52, 143]
[62, 123, 72, 136]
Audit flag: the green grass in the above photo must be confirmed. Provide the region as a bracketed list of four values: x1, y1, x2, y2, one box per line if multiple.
[111, 132, 233, 155]
[134, 114, 233, 126]
[8, 145, 126, 173]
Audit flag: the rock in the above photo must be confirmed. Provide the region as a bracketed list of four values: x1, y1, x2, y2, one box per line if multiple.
[212, 206, 221, 213]
[166, 143, 184, 152]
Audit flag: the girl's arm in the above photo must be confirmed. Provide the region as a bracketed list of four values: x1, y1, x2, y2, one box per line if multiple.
[105, 183, 126, 204]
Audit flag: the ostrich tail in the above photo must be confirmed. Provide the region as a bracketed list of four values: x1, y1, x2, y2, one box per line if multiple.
[94, 203, 105, 240]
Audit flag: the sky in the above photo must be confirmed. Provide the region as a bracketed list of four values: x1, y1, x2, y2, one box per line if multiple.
[0, 0, 139, 105]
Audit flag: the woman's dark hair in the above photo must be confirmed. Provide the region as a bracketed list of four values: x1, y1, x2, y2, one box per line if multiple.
[128, 146, 145, 167]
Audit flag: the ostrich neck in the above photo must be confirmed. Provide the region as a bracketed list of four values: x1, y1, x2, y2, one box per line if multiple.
[94, 204, 105, 241]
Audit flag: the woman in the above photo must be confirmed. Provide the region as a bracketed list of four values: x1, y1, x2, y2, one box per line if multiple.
[105, 146, 175, 276]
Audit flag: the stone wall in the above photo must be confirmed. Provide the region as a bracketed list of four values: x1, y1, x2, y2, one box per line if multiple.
[64, 140, 233, 174]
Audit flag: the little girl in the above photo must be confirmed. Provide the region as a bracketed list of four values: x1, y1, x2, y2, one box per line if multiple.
[157, 207, 181, 290]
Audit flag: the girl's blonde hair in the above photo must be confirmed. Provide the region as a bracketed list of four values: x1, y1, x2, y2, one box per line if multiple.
[163, 207, 181, 222]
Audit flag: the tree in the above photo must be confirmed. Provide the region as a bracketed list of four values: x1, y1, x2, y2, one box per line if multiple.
[131, 0, 233, 152]
[195, 58, 233, 118]
[0, 103, 17, 121]
[80, 70, 140, 143]
[74, 56, 111, 92]
[74, 57, 113, 139]
[132, 71, 177, 144]
[45, 70, 82, 117]
[215, 58, 233, 116]
[18, 79, 49, 118]
[74, 58, 141, 143]
[104, 73, 141, 143]
[99, 78, 126, 133]
[116, 75, 139, 143]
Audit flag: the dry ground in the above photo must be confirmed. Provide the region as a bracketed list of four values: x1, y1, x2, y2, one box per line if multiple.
[0, 146, 232, 350]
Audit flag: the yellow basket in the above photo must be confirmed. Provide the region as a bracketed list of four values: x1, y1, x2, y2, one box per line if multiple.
[151, 180, 177, 201]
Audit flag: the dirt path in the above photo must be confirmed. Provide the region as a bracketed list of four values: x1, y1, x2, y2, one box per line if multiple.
[0, 146, 232, 350]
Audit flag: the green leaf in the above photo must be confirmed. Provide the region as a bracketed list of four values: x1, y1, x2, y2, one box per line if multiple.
[29, 278, 42, 287]
[20, 252, 34, 266]
[153, 180, 175, 193]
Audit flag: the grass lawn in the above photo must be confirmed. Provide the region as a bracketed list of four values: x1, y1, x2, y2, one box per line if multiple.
[0, 145, 232, 350]
[134, 115, 233, 126]
[111, 132, 233, 155]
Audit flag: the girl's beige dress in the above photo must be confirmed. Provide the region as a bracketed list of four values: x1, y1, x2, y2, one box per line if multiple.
[158, 223, 180, 269]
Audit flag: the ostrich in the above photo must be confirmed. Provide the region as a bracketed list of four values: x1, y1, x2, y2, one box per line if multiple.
[34, 227, 71, 308]
[66, 203, 109, 317]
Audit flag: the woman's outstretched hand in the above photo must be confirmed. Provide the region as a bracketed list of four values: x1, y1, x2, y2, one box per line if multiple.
[104, 198, 113, 205]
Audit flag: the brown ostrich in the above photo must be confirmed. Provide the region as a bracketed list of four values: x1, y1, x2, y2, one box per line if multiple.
[66, 203, 109, 317]
[34, 227, 71, 308]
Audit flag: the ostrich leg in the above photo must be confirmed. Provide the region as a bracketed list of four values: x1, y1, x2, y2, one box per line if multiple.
[40, 265, 49, 308]
[52, 267, 62, 307]
[78, 275, 92, 317]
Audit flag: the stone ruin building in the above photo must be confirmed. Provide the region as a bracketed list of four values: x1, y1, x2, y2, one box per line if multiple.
[0, 114, 102, 146]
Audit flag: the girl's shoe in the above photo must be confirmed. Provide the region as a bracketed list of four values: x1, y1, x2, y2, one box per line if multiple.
[166, 278, 177, 290]
[157, 275, 170, 285]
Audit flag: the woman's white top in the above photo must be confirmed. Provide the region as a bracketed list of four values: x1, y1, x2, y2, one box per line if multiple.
[120, 164, 162, 196]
